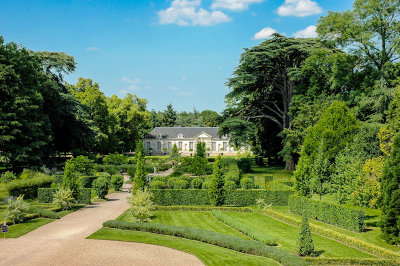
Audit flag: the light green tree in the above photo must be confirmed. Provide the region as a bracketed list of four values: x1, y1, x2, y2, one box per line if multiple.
[133, 152, 146, 190]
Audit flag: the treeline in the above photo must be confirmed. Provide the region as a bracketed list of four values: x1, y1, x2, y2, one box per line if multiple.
[221, 0, 400, 244]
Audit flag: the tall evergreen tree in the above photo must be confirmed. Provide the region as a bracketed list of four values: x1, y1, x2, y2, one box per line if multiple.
[133, 152, 146, 191]
[161, 104, 177, 127]
[298, 214, 315, 256]
[209, 155, 225, 206]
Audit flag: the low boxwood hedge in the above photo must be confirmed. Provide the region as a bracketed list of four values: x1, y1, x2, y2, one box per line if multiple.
[6, 175, 54, 199]
[289, 195, 365, 232]
[103, 220, 306, 266]
[304, 258, 398, 265]
[154, 206, 253, 212]
[38, 188, 91, 204]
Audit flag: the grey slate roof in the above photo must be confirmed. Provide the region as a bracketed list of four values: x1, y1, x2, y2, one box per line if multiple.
[145, 127, 220, 139]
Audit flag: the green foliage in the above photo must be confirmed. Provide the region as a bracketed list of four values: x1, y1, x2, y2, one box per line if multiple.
[191, 177, 203, 189]
[151, 180, 166, 189]
[5, 195, 30, 224]
[154, 205, 253, 212]
[174, 179, 189, 189]
[223, 180, 237, 191]
[298, 214, 315, 256]
[225, 162, 240, 185]
[92, 176, 110, 199]
[211, 211, 277, 246]
[103, 153, 126, 165]
[29, 206, 60, 219]
[38, 188, 90, 204]
[209, 156, 225, 206]
[128, 188, 154, 223]
[265, 181, 293, 191]
[110, 174, 124, 191]
[161, 104, 177, 127]
[52, 188, 75, 210]
[6, 174, 53, 199]
[78, 175, 97, 188]
[127, 165, 137, 178]
[188, 156, 208, 176]
[63, 156, 94, 194]
[195, 141, 206, 158]
[103, 220, 306, 266]
[0, 171, 17, 183]
[380, 133, 400, 245]
[304, 258, 398, 266]
[240, 177, 254, 189]
[170, 143, 179, 159]
[237, 158, 252, 173]
[289, 195, 365, 232]
[133, 152, 146, 190]
[224, 190, 291, 206]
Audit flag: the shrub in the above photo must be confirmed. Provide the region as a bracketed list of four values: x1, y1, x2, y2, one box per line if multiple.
[152, 176, 166, 182]
[304, 258, 398, 265]
[54, 175, 63, 185]
[289, 195, 365, 232]
[29, 206, 60, 219]
[103, 220, 306, 266]
[127, 165, 136, 178]
[266, 181, 293, 191]
[265, 175, 273, 183]
[78, 176, 97, 188]
[129, 188, 154, 222]
[53, 188, 75, 210]
[5, 195, 30, 224]
[237, 158, 252, 173]
[174, 179, 189, 189]
[224, 190, 292, 206]
[209, 156, 225, 206]
[92, 177, 110, 199]
[202, 179, 212, 189]
[224, 180, 237, 191]
[298, 214, 314, 256]
[167, 177, 178, 189]
[191, 178, 203, 189]
[189, 156, 208, 176]
[38, 188, 59, 203]
[151, 180, 166, 189]
[133, 152, 147, 190]
[63, 156, 95, 194]
[1, 171, 17, 183]
[111, 175, 124, 191]
[102, 153, 126, 165]
[212, 211, 277, 246]
[225, 163, 240, 184]
[76, 188, 91, 204]
[240, 177, 254, 189]
[6, 174, 53, 199]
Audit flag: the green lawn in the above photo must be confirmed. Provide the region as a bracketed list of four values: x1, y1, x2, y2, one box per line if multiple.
[223, 212, 374, 258]
[244, 166, 294, 188]
[4, 218, 54, 238]
[117, 210, 248, 239]
[88, 228, 281, 266]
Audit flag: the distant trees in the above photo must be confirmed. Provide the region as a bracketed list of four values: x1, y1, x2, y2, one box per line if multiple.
[161, 104, 177, 127]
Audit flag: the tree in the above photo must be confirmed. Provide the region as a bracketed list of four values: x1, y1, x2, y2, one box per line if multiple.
[133, 152, 146, 190]
[170, 143, 179, 159]
[33, 51, 76, 84]
[380, 133, 400, 245]
[201, 110, 221, 126]
[63, 156, 94, 195]
[298, 214, 314, 256]
[225, 34, 319, 169]
[135, 140, 145, 160]
[195, 141, 206, 158]
[209, 155, 225, 206]
[129, 188, 154, 222]
[161, 104, 177, 127]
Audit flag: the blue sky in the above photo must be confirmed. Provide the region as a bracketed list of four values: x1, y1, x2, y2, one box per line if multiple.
[1, 0, 353, 112]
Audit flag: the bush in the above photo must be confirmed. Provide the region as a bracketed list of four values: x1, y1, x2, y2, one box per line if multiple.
[298, 214, 314, 256]
[237, 158, 252, 173]
[103, 153, 126, 165]
[224, 190, 292, 206]
[266, 181, 293, 191]
[29, 206, 60, 219]
[54, 175, 63, 185]
[129, 188, 154, 222]
[240, 177, 254, 189]
[53, 188, 75, 210]
[151, 180, 166, 189]
[144, 164, 154, 174]
[76, 188, 91, 204]
[225, 163, 240, 184]
[103, 220, 306, 266]
[224, 180, 237, 190]
[111, 175, 124, 191]
[38, 188, 91, 204]
[166, 177, 178, 189]
[5, 195, 30, 224]
[212, 211, 277, 246]
[78, 176, 97, 188]
[174, 179, 189, 189]
[152, 176, 166, 182]
[6, 174, 54, 199]
[1, 171, 17, 183]
[289, 195, 365, 232]
[202, 179, 212, 189]
[92, 177, 110, 199]
[265, 175, 273, 183]
[191, 178, 203, 189]
[189, 156, 208, 176]
[304, 258, 398, 265]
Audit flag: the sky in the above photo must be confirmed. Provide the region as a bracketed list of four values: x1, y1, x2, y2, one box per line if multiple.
[1, 0, 354, 112]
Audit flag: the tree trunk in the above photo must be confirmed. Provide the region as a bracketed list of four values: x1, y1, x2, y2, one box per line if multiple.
[285, 158, 295, 170]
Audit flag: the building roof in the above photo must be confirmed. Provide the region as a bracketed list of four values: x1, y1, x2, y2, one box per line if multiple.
[145, 127, 221, 139]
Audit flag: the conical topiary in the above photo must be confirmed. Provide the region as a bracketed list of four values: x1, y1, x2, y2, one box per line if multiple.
[298, 213, 315, 256]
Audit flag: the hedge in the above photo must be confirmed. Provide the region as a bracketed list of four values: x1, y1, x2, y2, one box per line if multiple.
[54, 175, 63, 185]
[150, 189, 292, 206]
[154, 206, 254, 212]
[38, 188, 91, 204]
[265, 175, 273, 183]
[6, 175, 54, 199]
[289, 195, 365, 232]
[103, 220, 306, 266]
[304, 258, 398, 265]
[79, 176, 97, 188]
[263, 208, 400, 262]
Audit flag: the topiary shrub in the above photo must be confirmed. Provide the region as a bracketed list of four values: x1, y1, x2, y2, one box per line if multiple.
[167, 177, 178, 189]
[202, 179, 212, 189]
[151, 180, 166, 189]
[102, 153, 127, 165]
[224, 180, 237, 191]
[0, 171, 17, 184]
[129, 188, 154, 222]
[92, 176, 110, 199]
[111, 174, 124, 191]
[237, 158, 252, 173]
[174, 179, 189, 189]
[53, 188, 75, 210]
[78, 176, 97, 188]
[240, 177, 254, 189]
[5, 195, 30, 224]
[191, 178, 203, 189]
[298, 214, 315, 256]
[6, 174, 53, 199]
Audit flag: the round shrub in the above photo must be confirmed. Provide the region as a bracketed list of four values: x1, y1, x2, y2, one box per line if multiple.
[1, 171, 17, 184]
[174, 179, 189, 189]
[151, 180, 167, 189]
[202, 179, 212, 189]
[191, 178, 203, 189]
[53, 188, 75, 210]
[92, 177, 110, 199]
[152, 176, 166, 182]
[167, 177, 178, 189]
[224, 180, 237, 190]
[240, 177, 254, 189]
[5, 195, 30, 224]
[111, 174, 124, 191]
[127, 165, 137, 178]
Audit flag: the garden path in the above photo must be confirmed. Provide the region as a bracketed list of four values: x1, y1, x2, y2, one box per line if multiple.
[0, 176, 203, 266]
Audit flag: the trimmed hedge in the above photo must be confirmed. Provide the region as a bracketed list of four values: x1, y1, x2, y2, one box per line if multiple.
[79, 176, 97, 188]
[304, 258, 398, 265]
[103, 220, 306, 266]
[263, 208, 400, 262]
[265, 175, 273, 183]
[154, 206, 253, 212]
[54, 175, 63, 185]
[150, 189, 292, 206]
[289, 195, 365, 232]
[38, 188, 91, 204]
[212, 211, 277, 246]
[29, 206, 61, 219]
[6, 175, 54, 199]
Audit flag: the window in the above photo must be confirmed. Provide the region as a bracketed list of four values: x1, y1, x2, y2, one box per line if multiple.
[185, 144, 187, 150]
[223, 142, 228, 151]
[212, 142, 216, 151]
[178, 142, 182, 149]
[157, 142, 161, 151]
[178, 134, 184, 138]
[146, 142, 150, 150]
[189, 142, 193, 150]
[157, 134, 162, 139]
[168, 142, 172, 150]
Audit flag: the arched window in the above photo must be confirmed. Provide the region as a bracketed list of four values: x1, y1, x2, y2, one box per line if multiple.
[178, 134, 184, 138]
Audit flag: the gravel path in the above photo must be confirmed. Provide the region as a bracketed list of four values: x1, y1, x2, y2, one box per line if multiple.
[0, 176, 203, 266]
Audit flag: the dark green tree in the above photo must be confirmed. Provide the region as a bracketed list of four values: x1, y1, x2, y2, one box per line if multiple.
[380, 133, 400, 245]
[200, 110, 221, 126]
[161, 104, 177, 127]
[135, 140, 145, 160]
[298, 214, 315, 256]
[209, 155, 225, 206]
[195, 141, 206, 158]
[170, 143, 179, 159]
[133, 152, 146, 190]
[63, 156, 94, 195]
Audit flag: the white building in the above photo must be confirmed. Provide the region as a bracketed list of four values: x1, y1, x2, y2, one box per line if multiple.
[143, 127, 245, 156]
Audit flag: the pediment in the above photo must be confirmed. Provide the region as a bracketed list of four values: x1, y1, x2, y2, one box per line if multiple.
[195, 132, 212, 138]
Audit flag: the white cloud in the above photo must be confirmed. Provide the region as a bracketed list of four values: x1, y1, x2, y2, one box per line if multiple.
[169, 86, 179, 90]
[293, 25, 317, 38]
[86, 47, 99, 51]
[120, 76, 140, 84]
[277, 0, 322, 17]
[158, 0, 231, 26]
[252, 27, 277, 40]
[211, 0, 263, 11]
